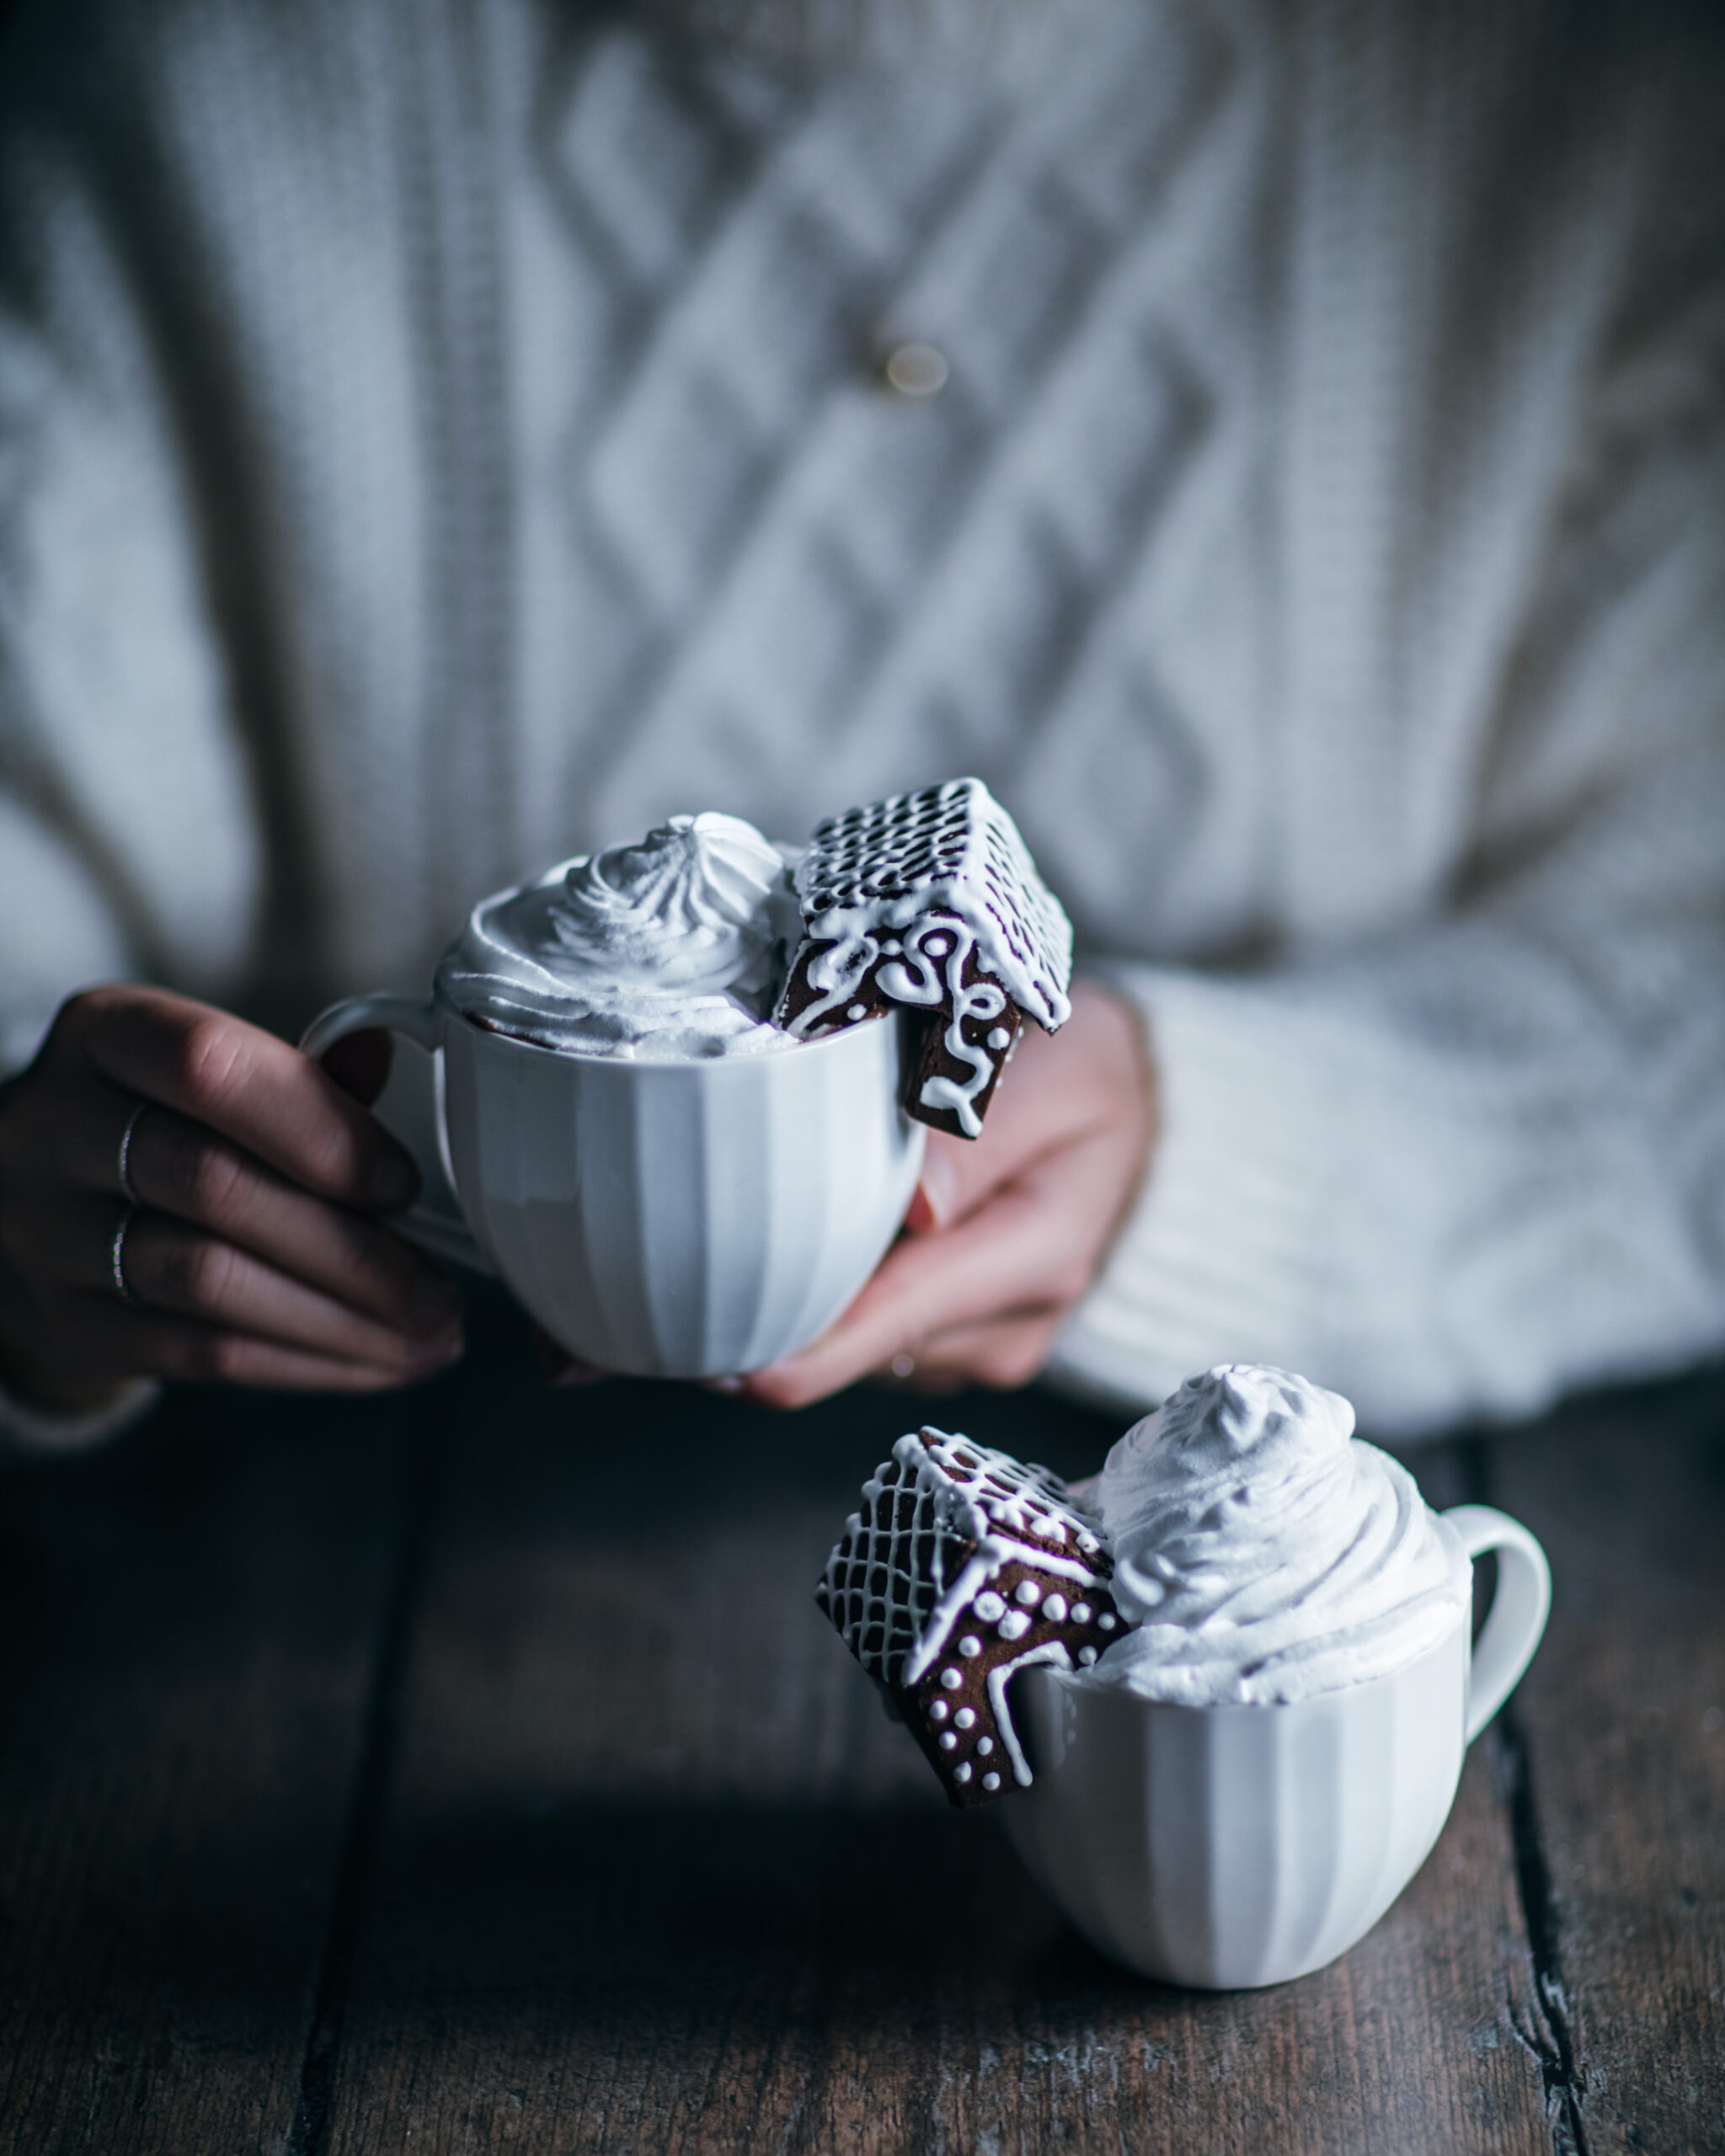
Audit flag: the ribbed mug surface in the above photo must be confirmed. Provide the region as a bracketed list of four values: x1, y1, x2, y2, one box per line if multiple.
[1001, 1620, 1468, 1988]
[441, 1006, 925, 1376]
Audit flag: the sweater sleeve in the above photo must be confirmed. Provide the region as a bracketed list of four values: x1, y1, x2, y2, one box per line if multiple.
[0, 14, 265, 1081]
[0, 15, 266, 1453]
[1052, 255, 1725, 1437]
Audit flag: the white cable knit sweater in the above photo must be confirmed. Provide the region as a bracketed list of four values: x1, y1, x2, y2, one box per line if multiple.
[2, 0, 1722, 1436]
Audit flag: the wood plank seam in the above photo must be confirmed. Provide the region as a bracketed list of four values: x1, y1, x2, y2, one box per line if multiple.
[1464, 1437, 1592, 2156]
[1493, 1705, 1592, 2156]
[286, 1407, 446, 2156]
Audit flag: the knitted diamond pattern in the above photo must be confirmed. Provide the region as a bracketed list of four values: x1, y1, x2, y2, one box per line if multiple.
[519, 2, 1239, 912]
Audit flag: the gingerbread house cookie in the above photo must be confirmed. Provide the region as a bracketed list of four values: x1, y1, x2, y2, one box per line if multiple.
[815, 1427, 1124, 1809]
[775, 778, 1073, 1138]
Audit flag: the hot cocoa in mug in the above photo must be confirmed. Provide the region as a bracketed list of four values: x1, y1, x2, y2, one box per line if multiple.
[818, 1366, 1551, 1988]
[303, 787, 1074, 1377]
[302, 815, 926, 1377]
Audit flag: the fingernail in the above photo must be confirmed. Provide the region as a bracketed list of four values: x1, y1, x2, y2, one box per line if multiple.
[918, 1150, 959, 1228]
[409, 1273, 462, 1331]
[370, 1151, 419, 1211]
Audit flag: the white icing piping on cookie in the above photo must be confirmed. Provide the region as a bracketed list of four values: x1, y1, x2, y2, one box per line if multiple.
[820, 1429, 1108, 1688]
[912, 922, 1010, 1139]
[788, 911, 1033, 1138]
[916, 1428, 1104, 1554]
[901, 1534, 1106, 1688]
[789, 891, 1067, 1038]
[987, 1642, 1075, 1786]
[901, 1540, 1007, 1689]
[784, 915, 930, 1033]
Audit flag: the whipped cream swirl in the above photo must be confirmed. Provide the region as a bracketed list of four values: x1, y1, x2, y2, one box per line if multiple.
[1083, 1365, 1470, 1706]
[436, 813, 804, 1058]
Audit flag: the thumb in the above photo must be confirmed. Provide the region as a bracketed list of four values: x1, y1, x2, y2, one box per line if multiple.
[904, 1133, 968, 1234]
[901, 1001, 1110, 1235]
[903, 1114, 1039, 1236]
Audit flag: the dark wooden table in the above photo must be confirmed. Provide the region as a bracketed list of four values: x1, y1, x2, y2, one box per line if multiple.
[3, 1298, 1722, 2154]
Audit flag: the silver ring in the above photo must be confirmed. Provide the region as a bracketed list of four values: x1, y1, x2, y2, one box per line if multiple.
[117, 1100, 148, 1206]
[110, 1203, 145, 1307]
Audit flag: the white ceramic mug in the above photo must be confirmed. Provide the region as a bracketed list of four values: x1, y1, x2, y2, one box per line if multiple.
[1001, 1502, 1551, 1989]
[301, 989, 925, 1378]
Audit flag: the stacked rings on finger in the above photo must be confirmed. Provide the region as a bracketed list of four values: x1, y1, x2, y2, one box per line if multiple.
[110, 1204, 145, 1307]
[117, 1099, 148, 1206]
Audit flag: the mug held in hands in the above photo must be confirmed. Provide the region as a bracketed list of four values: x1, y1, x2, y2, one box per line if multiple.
[301, 988, 924, 1382]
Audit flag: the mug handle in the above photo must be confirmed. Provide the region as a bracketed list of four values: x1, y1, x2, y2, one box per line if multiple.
[1442, 1503, 1552, 1742]
[299, 994, 494, 1276]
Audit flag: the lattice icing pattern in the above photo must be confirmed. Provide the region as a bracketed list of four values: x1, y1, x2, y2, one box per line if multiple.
[815, 1427, 1124, 1810]
[774, 778, 1074, 1139]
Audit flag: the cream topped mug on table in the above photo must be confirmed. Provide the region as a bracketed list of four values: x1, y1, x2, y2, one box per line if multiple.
[1003, 1366, 1551, 1988]
[814, 1365, 1550, 1989]
[302, 814, 926, 1379]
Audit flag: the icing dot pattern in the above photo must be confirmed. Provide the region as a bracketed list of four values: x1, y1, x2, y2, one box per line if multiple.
[814, 1426, 1108, 1689]
[814, 1423, 1127, 1812]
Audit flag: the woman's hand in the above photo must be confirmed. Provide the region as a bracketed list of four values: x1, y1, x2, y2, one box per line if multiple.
[0, 985, 465, 1411]
[739, 981, 1156, 1409]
